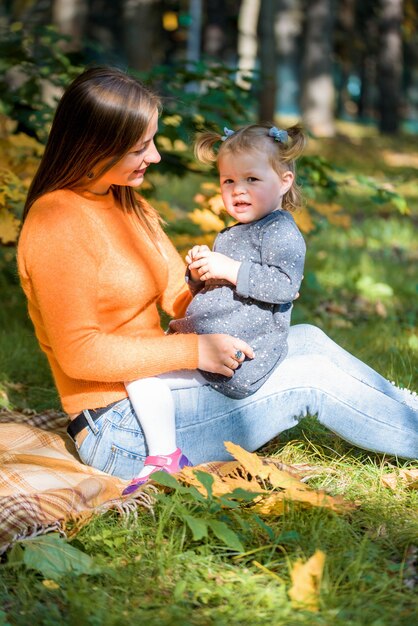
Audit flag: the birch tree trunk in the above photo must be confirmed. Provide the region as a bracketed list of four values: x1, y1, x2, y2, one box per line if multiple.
[236, 0, 260, 89]
[377, 0, 403, 133]
[300, 0, 336, 136]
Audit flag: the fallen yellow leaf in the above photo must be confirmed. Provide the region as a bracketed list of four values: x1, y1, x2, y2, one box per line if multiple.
[179, 443, 355, 515]
[42, 579, 60, 590]
[288, 550, 326, 612]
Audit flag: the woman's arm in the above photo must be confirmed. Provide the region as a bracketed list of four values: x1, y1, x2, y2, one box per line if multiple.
[18, 202, 199, 383]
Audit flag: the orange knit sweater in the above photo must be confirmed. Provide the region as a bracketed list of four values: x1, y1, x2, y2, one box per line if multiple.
[17, 189, 199, 414]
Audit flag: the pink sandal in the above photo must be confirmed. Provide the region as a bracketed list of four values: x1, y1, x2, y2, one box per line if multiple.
[122, 448, 192, 495]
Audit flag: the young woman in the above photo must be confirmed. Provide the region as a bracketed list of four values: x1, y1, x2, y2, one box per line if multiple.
[17, 67, 418, 487]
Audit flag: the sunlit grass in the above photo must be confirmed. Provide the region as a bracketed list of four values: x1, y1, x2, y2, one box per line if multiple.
[1, 126, 417, 625]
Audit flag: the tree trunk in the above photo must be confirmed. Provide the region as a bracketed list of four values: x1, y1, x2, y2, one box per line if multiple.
[335, 0, 356, 118]
[377, 0, 403, 133]
[187, 0, 203, 65]
[204, 0, 227, 59]
[258, 0, 277, 122]
[236, 0, 260, 89]
[122, 0, 164, 72]
[300, 0, 336, 137]
[275, 0, 304, 116]
[51, 0, 88, 51]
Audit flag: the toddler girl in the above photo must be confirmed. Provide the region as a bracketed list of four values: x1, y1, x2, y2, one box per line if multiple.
[123, 123, 307, 494]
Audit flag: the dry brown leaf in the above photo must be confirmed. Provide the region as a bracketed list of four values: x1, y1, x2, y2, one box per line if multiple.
[399, 469, 418, 489]
[288, 550, 326, 612]
[380, 474, 398, 490]
[382, 469, 418, 491]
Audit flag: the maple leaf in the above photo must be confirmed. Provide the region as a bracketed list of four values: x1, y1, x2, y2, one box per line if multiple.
[288, 550, 326, 612]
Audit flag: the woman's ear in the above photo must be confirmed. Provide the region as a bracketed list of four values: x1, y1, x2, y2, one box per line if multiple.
[281, 170, 294, 195]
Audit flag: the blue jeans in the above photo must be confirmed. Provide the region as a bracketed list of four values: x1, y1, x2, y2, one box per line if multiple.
[76, 324, 418, 479]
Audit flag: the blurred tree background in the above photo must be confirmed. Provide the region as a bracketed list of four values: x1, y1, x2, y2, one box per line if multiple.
[1, 0, 417, 136]
[0, 0, 417, 410]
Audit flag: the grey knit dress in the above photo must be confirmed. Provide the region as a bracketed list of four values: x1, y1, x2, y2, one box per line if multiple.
[169, 210, 306, 398]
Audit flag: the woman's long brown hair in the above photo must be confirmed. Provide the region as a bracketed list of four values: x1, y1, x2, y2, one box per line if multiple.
[23, 66, 162, 235]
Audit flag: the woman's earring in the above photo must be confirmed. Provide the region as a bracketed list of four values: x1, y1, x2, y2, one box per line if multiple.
[87, 171, 94, 179]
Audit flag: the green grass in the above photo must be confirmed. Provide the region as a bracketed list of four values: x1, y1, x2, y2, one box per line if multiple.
[1, 126, 417, 625]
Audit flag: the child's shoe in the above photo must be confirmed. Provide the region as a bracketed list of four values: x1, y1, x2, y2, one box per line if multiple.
[122, 448, 192, 496]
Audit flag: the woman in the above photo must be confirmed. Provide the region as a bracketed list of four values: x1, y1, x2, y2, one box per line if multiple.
[18, 67, 418, 481]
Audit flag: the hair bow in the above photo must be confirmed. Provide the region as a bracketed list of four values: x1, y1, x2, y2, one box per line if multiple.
[268, 127, 288, 143]
[221, 127, 235, 141]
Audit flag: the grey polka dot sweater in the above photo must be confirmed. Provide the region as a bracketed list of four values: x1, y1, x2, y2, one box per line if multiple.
[169, 210, 306, 398]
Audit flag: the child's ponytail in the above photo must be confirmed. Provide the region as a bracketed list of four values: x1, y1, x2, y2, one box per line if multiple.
[280, 124, 307, 163]
[194, 131, 223, 165]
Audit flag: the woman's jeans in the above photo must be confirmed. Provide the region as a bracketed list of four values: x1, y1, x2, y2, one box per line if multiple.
[75, 324, 418, 479]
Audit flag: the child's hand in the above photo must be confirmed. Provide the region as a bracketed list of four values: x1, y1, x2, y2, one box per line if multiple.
[188, 249, 241, 285]
[186, 245, 211, 282]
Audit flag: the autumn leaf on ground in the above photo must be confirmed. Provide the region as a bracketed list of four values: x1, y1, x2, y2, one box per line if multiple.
[381, 468, 418, 491]
[288, 550, 326, 612]
[180, 443, 355, 514]
[225, 442, 355, 513]
[180, 463, 263, 497]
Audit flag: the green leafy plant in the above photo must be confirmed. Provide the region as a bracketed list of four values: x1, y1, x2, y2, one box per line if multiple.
[0, 22, 82, 142]
[152, 470, 262, 553]
[6, 534, 99, 580]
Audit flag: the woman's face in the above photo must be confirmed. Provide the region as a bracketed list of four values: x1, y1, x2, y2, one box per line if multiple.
[89, 109, 161, 193]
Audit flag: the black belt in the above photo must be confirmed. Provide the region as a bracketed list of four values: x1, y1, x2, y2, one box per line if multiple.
[67, 399, 121, 441]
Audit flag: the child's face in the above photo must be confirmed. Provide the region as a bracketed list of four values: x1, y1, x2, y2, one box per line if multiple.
[218, 150, 293, 224]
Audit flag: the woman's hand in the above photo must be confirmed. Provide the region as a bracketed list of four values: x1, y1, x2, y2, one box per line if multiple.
[197, 334, 254, 377]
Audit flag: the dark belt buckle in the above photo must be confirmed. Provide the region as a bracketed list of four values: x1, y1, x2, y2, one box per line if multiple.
[67, 399, 120, 442]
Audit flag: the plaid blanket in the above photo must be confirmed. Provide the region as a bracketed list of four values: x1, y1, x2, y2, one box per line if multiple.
[0, 409, 155, 554]
[0, 409, 323, 555]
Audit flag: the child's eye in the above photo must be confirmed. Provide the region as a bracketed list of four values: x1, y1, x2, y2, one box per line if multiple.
[222, 179, 233, 184]
[247, 177, 258, 182]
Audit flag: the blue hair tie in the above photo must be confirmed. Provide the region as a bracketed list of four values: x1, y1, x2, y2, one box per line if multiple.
[221, 127, 235, 141]
[268, 127, 288, 143]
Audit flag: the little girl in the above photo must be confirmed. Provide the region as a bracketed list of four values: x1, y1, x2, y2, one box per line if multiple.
[122, 123, 307, 495]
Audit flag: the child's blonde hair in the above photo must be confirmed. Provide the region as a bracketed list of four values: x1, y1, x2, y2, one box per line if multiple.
[194, 123, 306, 212]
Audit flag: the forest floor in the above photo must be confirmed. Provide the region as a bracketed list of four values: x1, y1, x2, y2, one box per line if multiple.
[0, 122, 417, 626]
